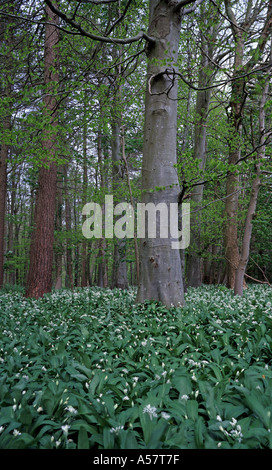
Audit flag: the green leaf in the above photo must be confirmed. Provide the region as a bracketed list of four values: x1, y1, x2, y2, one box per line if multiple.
[195, 417, 204, 448]
[120, 430, 139, 449]
[78, 426, 89, 449]
[19, 406, 32, 425]
[89, 373, 101, 395]
[103, 428, 115, 449]
[147, 421, 168, 448]
[186, 400, 198, 421]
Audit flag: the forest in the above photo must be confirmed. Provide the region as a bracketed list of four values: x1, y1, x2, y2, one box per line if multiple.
[0, 0, 272, 451]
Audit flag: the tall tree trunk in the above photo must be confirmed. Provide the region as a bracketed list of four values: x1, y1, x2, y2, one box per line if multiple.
[234, 79, 269, 295]
[186, 19, 216, 287]
[54, 167, 63, 289]
[121, 127, 140, 284]
[81, 99, 88, 287]
[224, 74, 244, 289]
[224, 0, 272, 288]
[111, 118, 128, 289]
[96, 128, 108, 287]
[136, 0, 186, 307]
[224, 2, 245, 289]
[0, 13, 12, 288]
[7, 165, 17, 285]
[64, 165, 74, 289]
[0, 124, 10, 289]
[25, 3, 59, 298]
[110, 57, 128, 290]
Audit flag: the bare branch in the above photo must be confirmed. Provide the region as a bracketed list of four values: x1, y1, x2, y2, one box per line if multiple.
[250, 256, 272, 287]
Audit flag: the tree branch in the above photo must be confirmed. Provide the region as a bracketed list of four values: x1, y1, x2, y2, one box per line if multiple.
[74, 0, 119, 4]
[183, 0, 204, 15]
[44, 0, 156, 45]
[250, 256, 272, 287]
[148, 63, 272, 95]
[210, 0, 247, 34]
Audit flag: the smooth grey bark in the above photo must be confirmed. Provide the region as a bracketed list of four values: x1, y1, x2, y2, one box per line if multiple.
[136, 0, 186, 307]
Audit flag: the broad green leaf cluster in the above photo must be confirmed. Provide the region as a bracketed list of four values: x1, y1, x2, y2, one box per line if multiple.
[0, 284, 272, 449]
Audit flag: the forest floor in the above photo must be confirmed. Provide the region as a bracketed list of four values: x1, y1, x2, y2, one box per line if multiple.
[0, 284, 272, 449]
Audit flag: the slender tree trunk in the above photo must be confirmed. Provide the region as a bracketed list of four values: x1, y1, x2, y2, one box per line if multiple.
[224, 21, 244, 288]
[0, 15, 12, 288]
[136, 0, 185, 307]
[96, 128, 108, 287]
[81, 99, 88, 287]
[121, 127, 140, 284]
[7, 165, 17, 285]
[64, 165, 74, 289]
[25, 3, 59, 298]
[110, 71, 128, 290]
[186, 25, 215, 287]
[234, 79, 269, 295]
[54, 167, 63, 289]
[111, 119, 128, 289]
[0, 129, 9, 288]
[224, 0, 272, 289]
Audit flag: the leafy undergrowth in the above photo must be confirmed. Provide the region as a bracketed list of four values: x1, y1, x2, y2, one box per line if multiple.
[0, 284, 272, 449]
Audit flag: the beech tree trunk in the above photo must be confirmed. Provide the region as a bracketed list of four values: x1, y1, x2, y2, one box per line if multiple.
[136, 0, 186, 307]
[25, 4, 59, 298]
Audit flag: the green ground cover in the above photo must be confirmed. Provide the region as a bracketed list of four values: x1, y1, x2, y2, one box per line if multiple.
[0, 284, 272, 449]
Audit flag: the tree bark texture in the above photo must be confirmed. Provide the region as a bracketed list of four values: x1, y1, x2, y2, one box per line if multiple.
[136, 0, 185, 307]
[224, 0, 272, 289]
[0, 13, 12, 288]
[0, 120, 10, 289]
[54, 167, 63, 289]
[81, 99, 88, 287]
[224, 19, 244, 289]
[234, 79, 269, 295]
[25, 4, 59, 298]
[186, 19, 216, 287]
[111, 119, 128, 289]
